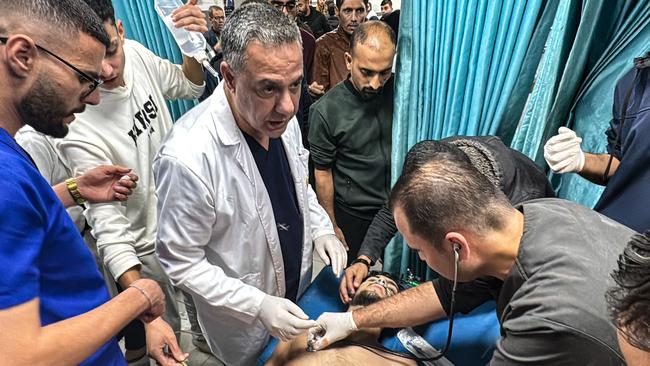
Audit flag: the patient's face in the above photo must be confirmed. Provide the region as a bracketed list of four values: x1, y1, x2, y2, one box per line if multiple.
[350, 275, 399, 306]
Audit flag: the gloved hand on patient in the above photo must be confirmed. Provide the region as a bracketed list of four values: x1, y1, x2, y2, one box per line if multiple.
[306, 312, 357, 351]
[543, 127, 585, 174]
[314, 234, 348, 277]
[259, 295, 318, 342]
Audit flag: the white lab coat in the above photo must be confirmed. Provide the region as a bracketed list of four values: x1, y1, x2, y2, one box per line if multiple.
[153, 83, 335, 365]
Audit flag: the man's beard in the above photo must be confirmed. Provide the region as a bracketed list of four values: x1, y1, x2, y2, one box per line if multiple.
[359, 86, 382, 101]
[350, 290, 382, 306]
[18, 76, 84, 138]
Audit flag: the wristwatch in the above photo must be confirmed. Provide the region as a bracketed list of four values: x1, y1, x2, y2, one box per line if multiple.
[65, 177, 87, 206]
[351, 257, 372, 270]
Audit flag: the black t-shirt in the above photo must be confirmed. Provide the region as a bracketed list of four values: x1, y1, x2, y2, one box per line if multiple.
[434, 199, 632, 365]
[243, 133, 304, 302]
[299, 6, 330, 39]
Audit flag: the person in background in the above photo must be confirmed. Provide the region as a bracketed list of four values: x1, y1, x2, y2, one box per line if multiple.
[298, 0, 331, 39]
[309, 0, 367, 98]
[380, 0, 392, 16]
[326, 1, 339, 30]
[316, 0, 328, 15]
[309, 20, 395, 262]
[204, 5, 225, 53]
[608, 231, 650, 366]
[269, 0, 317, 146]
[0, 1, 166, 365]
[543, 59, 650, 234]
[366, 2, 378, 20]
[154, 4, 347, 365]
[340, 136, 554, 303]
[59, 0, 206, 364]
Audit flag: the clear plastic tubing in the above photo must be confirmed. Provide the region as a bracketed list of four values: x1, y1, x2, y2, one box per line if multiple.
[154, 0, 219, 77]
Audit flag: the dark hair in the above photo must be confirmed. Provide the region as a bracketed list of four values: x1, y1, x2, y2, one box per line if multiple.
[0, 0, 110, 48]
[380, 0, 392, 6]
[336, 0, 369, 9]
[607, 231, 650, 352]
[401, 140, 471, 175]
[350, 20, 396, 56]
[327, 2, 336, 15]
[82, 0, 116, 26]
[209, 5, 224, 15]
[389, 148, 510, 248]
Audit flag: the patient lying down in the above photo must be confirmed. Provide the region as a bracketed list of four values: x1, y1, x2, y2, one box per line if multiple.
[265, 273, 416, 365]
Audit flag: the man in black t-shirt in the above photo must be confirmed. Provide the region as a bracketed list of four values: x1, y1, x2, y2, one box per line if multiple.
[310, 144, 633, 365]
[298, 0, 331, 39]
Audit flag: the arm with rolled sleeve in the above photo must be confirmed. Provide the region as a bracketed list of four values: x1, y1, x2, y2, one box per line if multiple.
[154, 155, 267, 323]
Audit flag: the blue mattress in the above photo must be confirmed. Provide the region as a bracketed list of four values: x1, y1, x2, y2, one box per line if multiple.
[258, 268, 500, 365]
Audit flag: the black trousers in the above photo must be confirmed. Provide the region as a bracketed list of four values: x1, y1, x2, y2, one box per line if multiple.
[334, 204, 378, 265]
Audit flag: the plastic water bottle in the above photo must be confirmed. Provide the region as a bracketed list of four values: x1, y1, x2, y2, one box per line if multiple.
[154, 0, 218, 77]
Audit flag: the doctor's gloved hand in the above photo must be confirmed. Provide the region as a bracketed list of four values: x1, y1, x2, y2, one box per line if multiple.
[544, 127, 586, 174]
[314, 234, 348, 277]
[259, 295, 317, 342]
[307, 312, 357, 351]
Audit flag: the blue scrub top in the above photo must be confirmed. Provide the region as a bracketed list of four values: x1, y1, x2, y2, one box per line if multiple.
[595, 67, 650, 233]
[243, 132, 304, 302]
[0, 127, 125, 365]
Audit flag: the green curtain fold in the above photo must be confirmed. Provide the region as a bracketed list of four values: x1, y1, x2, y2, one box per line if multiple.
[113, 0, 197, 120]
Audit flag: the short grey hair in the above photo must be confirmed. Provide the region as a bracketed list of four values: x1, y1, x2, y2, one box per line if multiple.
[221, 2, 302, 72]
[0, 0, 109, 48]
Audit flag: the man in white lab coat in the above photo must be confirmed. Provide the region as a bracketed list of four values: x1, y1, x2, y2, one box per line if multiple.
[153, 3, 347, 365]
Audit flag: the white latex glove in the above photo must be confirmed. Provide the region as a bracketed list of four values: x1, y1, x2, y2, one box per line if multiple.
[314, 234, 348, 277]
[259, 295, 317, 342]
[307, 312, 357, 351]
[543, 127, 586, 173]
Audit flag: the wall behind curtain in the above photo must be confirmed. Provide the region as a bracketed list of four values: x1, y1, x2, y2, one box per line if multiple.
[509, 1, 650, 208]
[385, 0, 543, 276]
[113, 0, 197, 120]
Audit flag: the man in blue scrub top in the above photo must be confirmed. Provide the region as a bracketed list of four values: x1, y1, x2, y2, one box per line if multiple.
[0, 1, 168, 365]
[544, 57, 650, 233]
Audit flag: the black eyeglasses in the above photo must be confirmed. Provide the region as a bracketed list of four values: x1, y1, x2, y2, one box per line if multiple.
[0, 36, 102, 98]
[270, 1, 296, 11]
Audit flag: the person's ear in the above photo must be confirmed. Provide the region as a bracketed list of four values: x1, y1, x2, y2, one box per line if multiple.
[444, 232, 469, 262]
[221, 62, 236, 92]
[3, 35, 38, 79]
[344, 51, 352, 71]
[116, 20, 126, 42]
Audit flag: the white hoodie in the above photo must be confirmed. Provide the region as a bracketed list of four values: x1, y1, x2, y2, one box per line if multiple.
[60, 39, 204, 280]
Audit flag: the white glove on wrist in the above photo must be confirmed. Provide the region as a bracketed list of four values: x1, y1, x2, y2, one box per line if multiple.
[544, 127, 586, 173]
[307, 311, 357, 351]
[259, 295, 317, 342]
[314, 234, 348, 277]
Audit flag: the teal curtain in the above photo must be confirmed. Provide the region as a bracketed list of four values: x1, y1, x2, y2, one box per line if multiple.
[385, 0, 544, 276]
[113, 0, 197, 120]
[509, 1, 650, 208]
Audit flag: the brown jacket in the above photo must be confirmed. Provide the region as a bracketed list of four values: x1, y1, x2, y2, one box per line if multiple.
[310, 26, 351, 94]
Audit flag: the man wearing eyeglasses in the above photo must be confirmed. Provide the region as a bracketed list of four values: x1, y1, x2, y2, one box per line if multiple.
[204, 5, 225, 53]
[0, 1, 168, 365]
[309, 0, 367, 98]
[58, 0, 206, 364]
